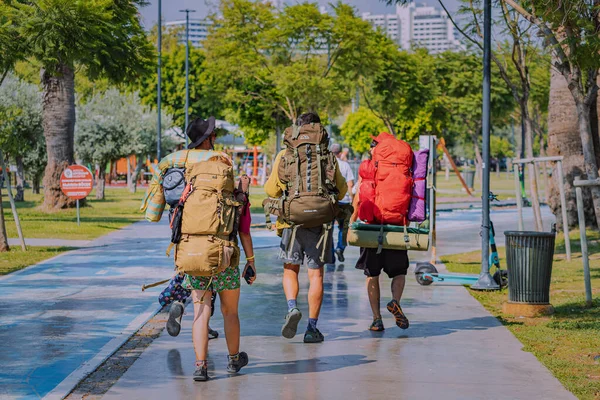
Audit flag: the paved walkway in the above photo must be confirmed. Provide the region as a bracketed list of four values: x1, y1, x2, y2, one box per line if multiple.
[0, 220, 279, 399]
[0, 206, 559, 399]
[104, 243, 574, 400]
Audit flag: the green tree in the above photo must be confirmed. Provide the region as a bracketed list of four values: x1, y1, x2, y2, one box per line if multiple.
[12, 0, 153, 210]
[75, 89, 139, 200]
[361, 45, 447, 140]
[340, 107, 386, 154]
[435, 51, 514, 171]
[136, 29, 222, 135]
[0, 2, 23, 85]
[204, 0, 385, 143]
[0, 74, 43, 201]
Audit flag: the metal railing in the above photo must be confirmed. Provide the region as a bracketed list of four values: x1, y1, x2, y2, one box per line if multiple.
[573, 177, 598, 307]
[511, 156, 571, 261]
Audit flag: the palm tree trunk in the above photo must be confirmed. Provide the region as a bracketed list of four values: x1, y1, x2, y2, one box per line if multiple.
[0, 186, 9, 252]
[574, 100, 600, 228]
[41, 64, 76, 211]
[15, 156, 25, 202]
[547, 67, 595, 229]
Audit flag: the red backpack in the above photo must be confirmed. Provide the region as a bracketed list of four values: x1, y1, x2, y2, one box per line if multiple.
[357, 159, 376, 223]
[358, 132, 413, 226]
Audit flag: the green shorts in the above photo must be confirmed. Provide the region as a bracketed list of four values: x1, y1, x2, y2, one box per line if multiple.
[181, 266, 241, 292]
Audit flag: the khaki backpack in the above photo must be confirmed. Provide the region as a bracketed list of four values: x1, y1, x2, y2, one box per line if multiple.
[173, 159, 241, 277]
[263, 122, 339, 229]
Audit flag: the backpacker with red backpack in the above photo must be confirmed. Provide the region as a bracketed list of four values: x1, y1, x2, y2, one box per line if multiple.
[349, 132, 429, 252]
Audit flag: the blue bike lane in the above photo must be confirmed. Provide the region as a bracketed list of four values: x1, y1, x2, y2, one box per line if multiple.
[0, 219, 279, 399]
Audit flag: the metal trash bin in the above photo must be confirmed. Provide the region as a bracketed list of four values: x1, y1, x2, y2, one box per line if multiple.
[504, 230, 556, 304]
[463, 169, 475, 189]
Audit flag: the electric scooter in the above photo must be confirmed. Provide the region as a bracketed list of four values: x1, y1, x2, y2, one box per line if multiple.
[414, 192, 508, 287]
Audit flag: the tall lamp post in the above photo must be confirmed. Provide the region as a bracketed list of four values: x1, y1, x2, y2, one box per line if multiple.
[157, 0, 162, 161]
[472, 0, 499, 290]
[180, 9, 196, 148]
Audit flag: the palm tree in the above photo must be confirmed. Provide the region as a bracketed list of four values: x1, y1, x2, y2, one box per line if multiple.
[547, 66, 598, 228]
[15, 0, 153, 210]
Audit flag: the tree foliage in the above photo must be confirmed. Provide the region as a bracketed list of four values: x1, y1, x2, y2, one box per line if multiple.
[0, 74, 43, 159]
[340, 107, 386, 154]
[136, 29, 222, 134]
[204, 0, 385, 143]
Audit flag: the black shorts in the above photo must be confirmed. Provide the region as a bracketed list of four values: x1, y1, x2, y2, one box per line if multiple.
[355, 248, 409, 278]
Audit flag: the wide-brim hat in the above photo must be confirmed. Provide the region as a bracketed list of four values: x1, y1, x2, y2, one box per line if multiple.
[187, 116, 216, 149]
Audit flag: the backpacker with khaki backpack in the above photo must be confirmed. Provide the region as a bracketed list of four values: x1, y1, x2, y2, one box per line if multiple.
[167, 155, 247, 280]
[263, 122, 339, 260]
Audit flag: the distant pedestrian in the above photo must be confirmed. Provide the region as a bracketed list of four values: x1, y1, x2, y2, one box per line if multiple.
[329, 143, 354, 263]
[141, 116, 257, 381]
[263, 112, 347, 343]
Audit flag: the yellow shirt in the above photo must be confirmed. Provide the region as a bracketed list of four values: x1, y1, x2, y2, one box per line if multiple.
[264, 150, 349, 230]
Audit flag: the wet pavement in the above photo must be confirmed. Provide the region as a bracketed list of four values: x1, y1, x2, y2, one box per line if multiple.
[0, 206, 563, 399]
[104, 240, 574, 400]
[0, 220, 278, 399]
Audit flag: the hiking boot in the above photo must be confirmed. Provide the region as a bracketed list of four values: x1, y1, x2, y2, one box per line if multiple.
[387, 299, 409, 329]
[193, 363, 209, 382]
[208, 327, 219, 340]
[368, 318, 385, 332]
[335, 248, 345, 263]
[167, 301, 184, 337]
[303, 328, 324, 343]
[227, 352, 249, 374]
[281, 308, 302, 339]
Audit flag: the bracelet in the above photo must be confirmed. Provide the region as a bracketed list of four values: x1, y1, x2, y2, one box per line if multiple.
[246, 255, 255, 261]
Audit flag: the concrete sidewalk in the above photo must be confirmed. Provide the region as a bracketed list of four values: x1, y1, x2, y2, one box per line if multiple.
[104, 243, 574, 400]
[0, 220, 280, 399]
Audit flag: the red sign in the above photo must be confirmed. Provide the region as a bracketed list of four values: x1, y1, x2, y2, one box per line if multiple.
[60, 165, 93, 200]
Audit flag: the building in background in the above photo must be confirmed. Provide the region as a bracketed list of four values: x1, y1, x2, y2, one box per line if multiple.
[164, 19, 211, 48]
[362, 2, 464, 54]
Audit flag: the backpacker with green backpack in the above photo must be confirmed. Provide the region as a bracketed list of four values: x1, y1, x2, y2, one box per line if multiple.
[263, 122, 339, 260]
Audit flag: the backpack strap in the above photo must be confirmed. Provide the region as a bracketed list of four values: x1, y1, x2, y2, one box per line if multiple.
[316, 144, 323, 195]
[316, 222, 333, 262]
[403, 224, 411, 250]
[293, 147, 301, 196]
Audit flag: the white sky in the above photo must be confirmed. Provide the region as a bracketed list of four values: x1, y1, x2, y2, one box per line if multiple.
[138, 0, 460, 27]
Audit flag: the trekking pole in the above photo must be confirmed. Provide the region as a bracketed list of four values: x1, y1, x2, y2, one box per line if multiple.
[142, 278, 170, 292]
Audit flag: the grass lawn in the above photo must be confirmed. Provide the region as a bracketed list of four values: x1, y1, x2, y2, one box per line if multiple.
[3, 187, 144, 240]
[249, 186, 267, 214]
[441, 230, 600, 399]
[0, 246, 75, 275]
[435, 170, 548, 200]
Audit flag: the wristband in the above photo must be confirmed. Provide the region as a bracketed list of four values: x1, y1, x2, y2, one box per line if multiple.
[246, 255, 255, 261]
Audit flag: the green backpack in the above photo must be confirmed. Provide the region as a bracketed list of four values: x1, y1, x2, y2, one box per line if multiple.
[264, 122, 339, 230]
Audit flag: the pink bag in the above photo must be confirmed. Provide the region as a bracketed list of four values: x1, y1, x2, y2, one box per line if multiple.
[408, 149, 429, 222]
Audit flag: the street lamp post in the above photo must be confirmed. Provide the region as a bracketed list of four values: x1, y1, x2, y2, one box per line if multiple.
[157, 0, 162, 161]
[180, 9, 196, 148]
[472, 0, 499, 290]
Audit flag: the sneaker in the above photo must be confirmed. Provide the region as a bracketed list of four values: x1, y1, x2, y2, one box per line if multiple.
[303, 328, 324, 343]
[368, 318, 385, 332]
[227, 352, 249, 373]
[281, 308, 302, 339]
[208, 327, 219, 340]
[387, 299, 409, 329]
[335, 248, 345, 263]
[167, 301, 184, 337]
[193, 363, 209, 382]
